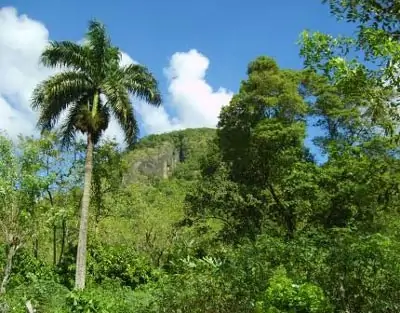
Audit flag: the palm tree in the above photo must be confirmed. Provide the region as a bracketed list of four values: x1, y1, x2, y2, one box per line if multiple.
[31, 19, 161, 290]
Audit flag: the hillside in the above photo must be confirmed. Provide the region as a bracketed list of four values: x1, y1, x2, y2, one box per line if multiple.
[94, 127, 219, 267]
[122, 128, 216, 184]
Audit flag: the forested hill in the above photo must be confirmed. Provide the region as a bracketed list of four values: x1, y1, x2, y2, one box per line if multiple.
[122, 128, 216, 184]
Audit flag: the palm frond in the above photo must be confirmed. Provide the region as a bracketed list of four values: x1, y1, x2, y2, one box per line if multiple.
[102, 76, 138, 144]
[105, 46, 122, 72]
[114, 103, 138, 147]
[91, 103, 111, 144]
[41, 41, 92, 72]
[60, 96, 110, 147]
[32, 71, 93, 131]
[86, 19, 110, 51]
[121, 64, 162, 106]
[32, 18, 161, 149]
[59, 102, 82, 148]
[85, 19, 120, 82]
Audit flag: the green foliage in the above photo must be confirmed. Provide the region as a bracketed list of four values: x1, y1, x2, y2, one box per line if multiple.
[123, 128, 216, 183]
[31, 18, 163, 290]
[3, 276, 69, 313]
[66, 290, 108, 313]
[299, 0, 400, 135]
[92, 139, 126, 225]
[8, 249, 59, 288]
[87, 242, 155, 288]
[257, 267, 331, 313]
[4, 5, 400, 312]
[0, 134, 52, 242]
[135, 254, 253, 313]
[65, 283, 138, 313]
[32, 20, 161, 146]
[187, 57, 319, 240]
[320, 230, 400, 312]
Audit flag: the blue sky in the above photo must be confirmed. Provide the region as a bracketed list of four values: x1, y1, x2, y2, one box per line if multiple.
[1, 1, 356, 156]
[9, 0, 355, 91]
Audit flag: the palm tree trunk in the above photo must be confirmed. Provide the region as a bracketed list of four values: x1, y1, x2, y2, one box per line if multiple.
[74, 133, 94, 290]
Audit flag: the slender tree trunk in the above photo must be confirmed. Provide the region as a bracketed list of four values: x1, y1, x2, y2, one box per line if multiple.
[53, 224, 57, 266]
[46, 190, 57, 266]
[31, 204, 39, 258]
[25, 300, 36, 313]
[74, 133, 94, 290]
[0, 239, 21, 294]
[33, 238, 38, 258]
[267, 183, 295, 239]
[59, 218, 67, 265]
[94, 214, 99, 237]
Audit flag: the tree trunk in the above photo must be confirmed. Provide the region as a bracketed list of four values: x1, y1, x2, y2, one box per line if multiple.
[53, 224, 57, 266]
[74, 133, 94, 290]
[33, 238, 38, 259]
[25, 300, 36, 313]
[46, 190, 57, 266]
[0, 239, 21, 294]
[267, 183, 295, 239]
[58, 219, 67, 265]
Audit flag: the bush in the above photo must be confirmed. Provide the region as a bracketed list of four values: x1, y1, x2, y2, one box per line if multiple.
[4, 275, 69, 313]
[87, 242, 156, 289]
[66, 284, 137, 313]
[256, 267, 332, 313]
[8, 248, 59, 289]
[134, 249, 267, 313]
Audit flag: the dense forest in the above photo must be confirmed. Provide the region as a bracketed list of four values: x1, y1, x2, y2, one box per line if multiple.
[2, 0, 400, 312]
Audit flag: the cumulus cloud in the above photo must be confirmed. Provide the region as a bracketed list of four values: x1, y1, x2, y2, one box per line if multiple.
[0, 7, 233, 144]
[137, 49, 233, 134]
[0, 6, 53, 139]
[0, 7, 132, 144]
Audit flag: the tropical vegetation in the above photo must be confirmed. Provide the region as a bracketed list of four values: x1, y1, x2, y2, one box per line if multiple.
[1, 1, 400, 312]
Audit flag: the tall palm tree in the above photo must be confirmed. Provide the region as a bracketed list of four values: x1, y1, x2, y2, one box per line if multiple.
[31, 19, 161, 290]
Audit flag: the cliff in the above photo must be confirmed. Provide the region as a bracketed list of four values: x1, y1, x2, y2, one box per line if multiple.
[122, 128, 216, 184]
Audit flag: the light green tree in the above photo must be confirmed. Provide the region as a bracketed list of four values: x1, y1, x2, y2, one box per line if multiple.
[0, 134, 53, 294]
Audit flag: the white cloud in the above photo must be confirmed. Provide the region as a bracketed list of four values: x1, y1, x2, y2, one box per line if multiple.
[0, 6, 131, 144]
[0, 7, 233, 144]
[0, 6, 53, 139]
[137, 49, 233, 134]
[136, 101, 182, 134]
[120, 52, 137, 67]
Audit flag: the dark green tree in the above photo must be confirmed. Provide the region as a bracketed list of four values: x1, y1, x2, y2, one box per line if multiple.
[187, 57, 319, 239]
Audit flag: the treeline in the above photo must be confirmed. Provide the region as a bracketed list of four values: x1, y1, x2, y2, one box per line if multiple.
[2, 0, 400, 312]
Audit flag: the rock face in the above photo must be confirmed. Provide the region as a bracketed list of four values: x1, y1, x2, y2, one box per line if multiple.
[122, 142, 180, 184]
[121, 128, 217, 185]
